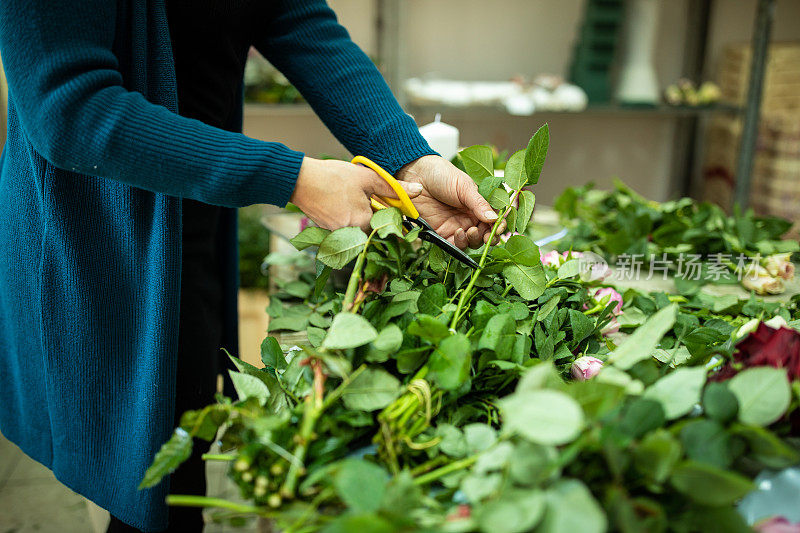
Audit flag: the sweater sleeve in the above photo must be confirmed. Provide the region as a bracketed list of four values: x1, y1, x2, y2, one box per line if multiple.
[0, 0, 304, 208]
[254, 0, 437, 175]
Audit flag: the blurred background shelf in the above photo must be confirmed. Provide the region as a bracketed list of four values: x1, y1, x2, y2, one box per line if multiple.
[243, 103, 316, 117]
[406, 103, 744, 119]
[243, 102, 744, 119]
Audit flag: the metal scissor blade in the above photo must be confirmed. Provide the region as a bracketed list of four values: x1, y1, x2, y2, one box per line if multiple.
[404, 217, 479, 270]
[418, 229, 480, 270]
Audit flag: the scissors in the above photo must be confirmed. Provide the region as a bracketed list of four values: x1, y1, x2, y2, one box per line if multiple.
[351, 155, 479, 270]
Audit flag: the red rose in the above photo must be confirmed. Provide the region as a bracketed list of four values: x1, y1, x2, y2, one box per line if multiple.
[712, 323, 800, 381]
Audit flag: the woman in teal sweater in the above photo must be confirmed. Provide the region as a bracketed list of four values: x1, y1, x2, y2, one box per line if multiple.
[0, 0, 498, 531]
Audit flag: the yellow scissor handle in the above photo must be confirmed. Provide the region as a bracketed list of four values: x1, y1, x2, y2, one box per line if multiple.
[352, 155, 420, 219]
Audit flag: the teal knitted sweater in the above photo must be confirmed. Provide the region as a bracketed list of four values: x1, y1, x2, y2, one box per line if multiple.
[0, 0, 434, 530]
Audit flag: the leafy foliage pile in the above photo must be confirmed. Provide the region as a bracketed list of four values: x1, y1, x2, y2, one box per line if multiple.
[238, 206, 272, 290]
[553, 181, 799, 293]
[143, 127, 800, 533]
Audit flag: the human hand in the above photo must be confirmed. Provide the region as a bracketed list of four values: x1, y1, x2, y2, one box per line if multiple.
[395, 155, 504, 249]
[291, 157, 422, 232]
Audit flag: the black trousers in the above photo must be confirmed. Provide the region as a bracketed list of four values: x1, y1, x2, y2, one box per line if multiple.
[109, 200, 223, 533]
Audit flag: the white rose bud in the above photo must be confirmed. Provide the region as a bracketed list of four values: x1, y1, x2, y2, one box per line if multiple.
[735, 318, 760, 339]
[764, 253, 795, 281]
[742, 265, 785, 295]
[763, 315, 788, 330]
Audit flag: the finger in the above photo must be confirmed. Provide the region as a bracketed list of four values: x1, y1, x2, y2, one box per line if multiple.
[362, 168, 423, 199]
[454, 228, 469, 250]
[456, 174, 499, 224]
[484, 231, 501, 245]
[466, 226, 482, 249]
[398, 180, 423, 199]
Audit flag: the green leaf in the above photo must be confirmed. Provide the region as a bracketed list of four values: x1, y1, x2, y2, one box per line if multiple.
[333, 459, 388, 513]
[633, 429, 682, 484]
[504, 235, 541, 266]
[139, 428, 193, 489]
[460, 145, 495, 181]
[568, 309, 594, 344]
[464, 424, 498, 454]
[643, 366, 706, 419]
[478, 313, 516, 356]
[503, 262, 546, 301]
[508, 441, 558, 486]
[314, 262, 332, 300]
[319, 354, 352, 379]
[366, 324, 403, 363]
[428, 334, 472, 390]
[260, 336, 286, 371]
[557, 260, 581, 279]
[478, 174, 505, 200]
[670, 461, 754, 506]
[502, 150, 527, 190]
[268, 314, 309, 332]
[307, 326, 325, 347]
[516, 190, 536, 233]
[651, 346, 692, 368]
[229, 371, 271, 404]
[516, 361, 563, 392]
[608, 304, 677, 369]
[524, 124, 549, 185]
[702, 382, 738, 423]
[680, 420, 732, 469]
[477, 489, 545, 533]
[290, 226, 330, 251]
[731, 424, 800, 469]
[462, 473, 502, 503]
[500, 389, 584, 445]
[489, 187, 511, 209]
[341, 368, 401, 411]
[437, 424, 467, 457]
[538, 479, 606, 533]
[317, 227, 368, 269]
[323, 313, 378, 350]
[322, 514, 395, 533]
[178, 404, 229, 441]
[428, 246, 449, 273]
[618, 398, 665, 439]
[408, 314, 450, 343]
[417, 283, 447, 315]
[727, 367, 791, 426]
[370, 207, 404, 239]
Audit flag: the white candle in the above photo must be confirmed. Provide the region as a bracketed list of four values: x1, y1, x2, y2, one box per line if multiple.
[419, 114, 459, 161]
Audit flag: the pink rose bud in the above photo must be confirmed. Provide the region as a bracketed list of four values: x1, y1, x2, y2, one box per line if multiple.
[601, 316, 620, 336]
[500, 231, 521, 243]
[764, 253, 795, 281]
[591, 287, 623, 315]
[754, 516, 800, 533]
[300, 217, 311, 232]
[540, 250, 562, 268]
[562, 250, 584, 261]
[571, 356, 604, 381]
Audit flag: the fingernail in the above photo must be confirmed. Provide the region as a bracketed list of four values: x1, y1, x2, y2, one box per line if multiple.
[484, 210, 499, 221]
[408, 183, 423, 193]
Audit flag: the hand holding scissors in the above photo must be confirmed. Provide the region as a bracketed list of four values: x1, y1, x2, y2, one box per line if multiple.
[352, 156, 479, 269]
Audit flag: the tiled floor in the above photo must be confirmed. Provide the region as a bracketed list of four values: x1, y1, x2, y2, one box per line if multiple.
[0, 432, 258, 533]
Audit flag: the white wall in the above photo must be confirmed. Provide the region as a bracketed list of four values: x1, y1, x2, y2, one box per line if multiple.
[244, 0, 800, 205]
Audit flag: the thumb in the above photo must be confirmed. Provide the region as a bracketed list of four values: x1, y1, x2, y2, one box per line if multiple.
[457, 176, 499, 224]
[362, 170, 424, 200]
